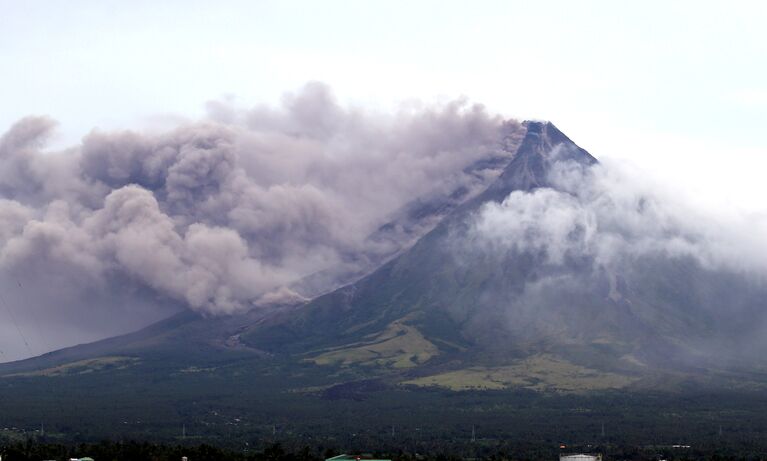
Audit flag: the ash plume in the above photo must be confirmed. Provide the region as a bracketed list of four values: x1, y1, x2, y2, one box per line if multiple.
[0, 82, 517, 359]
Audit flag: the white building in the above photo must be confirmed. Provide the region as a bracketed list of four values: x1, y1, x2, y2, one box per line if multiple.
[560, 454, 602, 461]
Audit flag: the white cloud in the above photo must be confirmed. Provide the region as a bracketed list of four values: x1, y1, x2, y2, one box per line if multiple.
[469, 159, 767, 275]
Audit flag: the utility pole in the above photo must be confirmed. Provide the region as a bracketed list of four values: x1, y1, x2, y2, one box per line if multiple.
[601, 422, 605, 438]
[471, 425, 476, 443]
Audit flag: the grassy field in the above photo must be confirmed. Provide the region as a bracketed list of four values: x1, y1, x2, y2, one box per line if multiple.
[5, 356, 140, 377]
[402, 354, 637, 392]
[308, 319, 438, 369]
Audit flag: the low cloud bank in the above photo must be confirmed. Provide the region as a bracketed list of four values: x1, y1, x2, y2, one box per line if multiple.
[469, 159, 767, 276]
[460, 157, 767, 360]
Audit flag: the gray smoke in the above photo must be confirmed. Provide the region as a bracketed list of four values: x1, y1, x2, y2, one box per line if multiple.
[0, 83, 519, 359]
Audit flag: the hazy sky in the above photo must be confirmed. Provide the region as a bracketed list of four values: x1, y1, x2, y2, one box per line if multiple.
[2, 1, 766, 211]
[1, 0, 767, 361]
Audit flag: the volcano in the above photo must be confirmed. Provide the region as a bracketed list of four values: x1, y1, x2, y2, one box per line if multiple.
[2, 121, 767, 443]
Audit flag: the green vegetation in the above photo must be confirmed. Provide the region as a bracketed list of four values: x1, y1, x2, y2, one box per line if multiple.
[309, 319, 438, 369]
[5, 357, 140, 377]
[3, 348, 767, 457]
[1, 438, 766, 461]
[401, 354, 637, 392]
[0, 440, 325, 461]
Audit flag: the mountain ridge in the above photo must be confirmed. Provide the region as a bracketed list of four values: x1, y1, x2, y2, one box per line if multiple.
[3, 120, 766, 395]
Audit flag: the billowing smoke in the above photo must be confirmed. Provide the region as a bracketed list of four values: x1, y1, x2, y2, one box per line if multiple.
[0, 83, 521, 359]
[468, 158, 767, 275]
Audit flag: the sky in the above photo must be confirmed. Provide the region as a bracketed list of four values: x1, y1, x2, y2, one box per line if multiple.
[0, 1, 766, 361]
[1, 0, 766, 212]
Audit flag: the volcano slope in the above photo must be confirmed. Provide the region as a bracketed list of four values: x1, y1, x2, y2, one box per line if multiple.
[2, 121, 767, 448]
[240, 120, 767, 391]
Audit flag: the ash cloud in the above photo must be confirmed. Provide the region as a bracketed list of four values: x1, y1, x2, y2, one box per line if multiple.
[0, 82, 518, 358]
